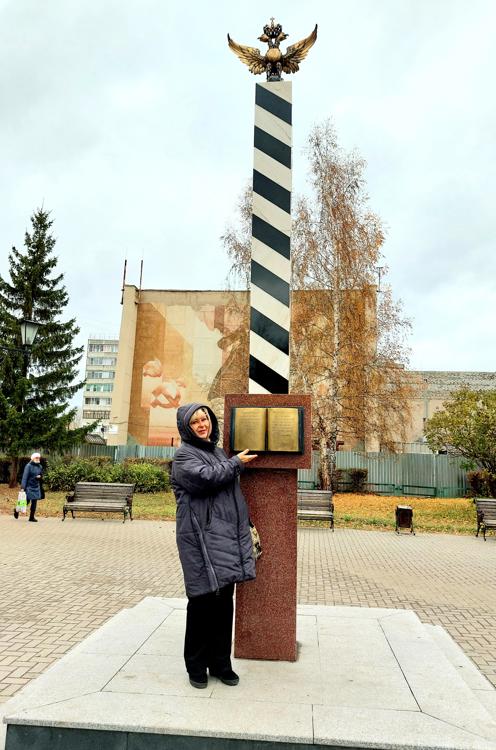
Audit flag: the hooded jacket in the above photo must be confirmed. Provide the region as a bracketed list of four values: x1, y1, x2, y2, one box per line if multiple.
[21, 461, 42, 501]
[171, 402, 256, 598]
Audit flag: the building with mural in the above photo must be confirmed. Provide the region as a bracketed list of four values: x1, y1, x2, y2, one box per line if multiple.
[108, 286, 249, 447]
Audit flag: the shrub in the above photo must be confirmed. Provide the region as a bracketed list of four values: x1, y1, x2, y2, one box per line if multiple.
[44, 459, 111, 491]
[86, 455, 113, 466]
[124, 456, 172, 471]
[467, 470, 496, 498]
[347, 468, 368, 493]
[111, 462, 169, 493]
[331, 469, 344, 493]
[44, 459, 169, 493]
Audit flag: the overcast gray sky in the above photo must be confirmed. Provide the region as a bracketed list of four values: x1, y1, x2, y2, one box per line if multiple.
[1, 0, 495, 375]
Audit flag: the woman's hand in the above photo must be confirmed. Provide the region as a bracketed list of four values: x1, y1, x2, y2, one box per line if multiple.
[237, 449, 258, 464]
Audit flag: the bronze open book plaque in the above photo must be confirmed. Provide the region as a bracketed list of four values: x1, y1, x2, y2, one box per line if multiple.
[231, 407, 304, 453]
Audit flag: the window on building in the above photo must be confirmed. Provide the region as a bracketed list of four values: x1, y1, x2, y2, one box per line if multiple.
[102, 344, 118, 352]
[84, 397, 112, 405]
[85, 383, 114, 392]
[88, 344, 104, 352]
[83, 410, 110, 419]
[88, 357, 117, 366]
[86, 370, 115, 379]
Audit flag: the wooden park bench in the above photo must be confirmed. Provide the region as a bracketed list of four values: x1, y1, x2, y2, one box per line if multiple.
[475, 499, 496, 541]
[63, 482, 134, 523]
[297, 489, 334, 530]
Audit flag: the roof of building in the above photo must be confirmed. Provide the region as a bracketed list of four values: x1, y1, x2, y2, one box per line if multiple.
[85, 433, 107, 445]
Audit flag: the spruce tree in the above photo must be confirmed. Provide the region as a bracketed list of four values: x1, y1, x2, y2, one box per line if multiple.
[0, 208, 92, 485]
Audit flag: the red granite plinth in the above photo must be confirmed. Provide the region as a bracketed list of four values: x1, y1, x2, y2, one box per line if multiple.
[224, 394, 312, 661]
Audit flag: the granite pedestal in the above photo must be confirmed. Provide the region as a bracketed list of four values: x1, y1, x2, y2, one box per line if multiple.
[2, 597, 496, 750]
[224, 394, 312, 661]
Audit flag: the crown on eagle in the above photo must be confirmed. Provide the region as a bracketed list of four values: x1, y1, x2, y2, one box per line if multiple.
[263, 19, 283, 38]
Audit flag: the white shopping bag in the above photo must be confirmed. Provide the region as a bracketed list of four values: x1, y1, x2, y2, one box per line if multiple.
[16, 490, 27, 514]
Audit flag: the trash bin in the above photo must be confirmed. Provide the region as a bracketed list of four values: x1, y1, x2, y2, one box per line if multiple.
[395, 505, 415, 535]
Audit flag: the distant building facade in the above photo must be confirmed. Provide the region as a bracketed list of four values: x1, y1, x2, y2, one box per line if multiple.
[82, 337, 119, 436]
[402, 370, 496, 450]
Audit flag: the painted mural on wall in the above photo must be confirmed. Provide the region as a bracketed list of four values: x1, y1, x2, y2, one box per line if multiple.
[128, 295, 248, 445]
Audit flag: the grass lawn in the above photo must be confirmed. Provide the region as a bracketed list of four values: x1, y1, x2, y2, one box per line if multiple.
[331, 493, 476, 535]
[0, 485, 177, 522]
[0, 485, 477, 534]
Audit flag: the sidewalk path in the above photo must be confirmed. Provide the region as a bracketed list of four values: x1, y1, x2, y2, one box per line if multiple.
[1, 516, 495, 703]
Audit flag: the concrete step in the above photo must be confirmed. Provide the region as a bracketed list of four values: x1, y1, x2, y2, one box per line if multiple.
[2, 598, 496, 750]
[424, 622, 496, 721]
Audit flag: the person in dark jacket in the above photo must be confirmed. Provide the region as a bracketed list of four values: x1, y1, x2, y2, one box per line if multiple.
[17, 452, 43, 522]
[171, 402, 257, 689]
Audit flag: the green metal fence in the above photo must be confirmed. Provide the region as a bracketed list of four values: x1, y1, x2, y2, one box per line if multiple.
[68, 444, 176, 461]
[298, 451, 468, 497]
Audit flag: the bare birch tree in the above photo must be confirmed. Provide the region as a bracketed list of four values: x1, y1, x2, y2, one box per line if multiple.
[222, 120, 417, 489]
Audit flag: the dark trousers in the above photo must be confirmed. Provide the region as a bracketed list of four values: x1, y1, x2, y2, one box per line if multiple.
[29, 499, 37, 520]
[184, 583, 234, 677]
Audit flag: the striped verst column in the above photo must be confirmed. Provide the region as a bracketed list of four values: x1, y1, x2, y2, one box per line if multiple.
[249, 81, 292, 394]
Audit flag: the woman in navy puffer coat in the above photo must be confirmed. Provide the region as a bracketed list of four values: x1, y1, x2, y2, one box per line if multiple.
[16, 452, 43, 522]
[171, 402, 257, 689]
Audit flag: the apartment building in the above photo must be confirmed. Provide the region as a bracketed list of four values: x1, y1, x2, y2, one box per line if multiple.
[82, 336, 119, 436]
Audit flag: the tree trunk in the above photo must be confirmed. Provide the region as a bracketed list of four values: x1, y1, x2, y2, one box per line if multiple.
[319, 434, 332, 490]
[9, 456, 19, 488]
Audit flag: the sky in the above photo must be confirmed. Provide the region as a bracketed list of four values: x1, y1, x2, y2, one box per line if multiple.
[1, 0, 495, 378]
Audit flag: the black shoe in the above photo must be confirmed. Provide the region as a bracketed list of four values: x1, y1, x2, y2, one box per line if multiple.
[28, 518, 38, 523]
[189, 673, 208, 689]
[13, 509, 19, 519]
[210, 669, 239, 686]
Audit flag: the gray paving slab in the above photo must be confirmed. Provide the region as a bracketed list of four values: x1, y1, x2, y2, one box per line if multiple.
[425, 624, 496, 692]
[3, 598, 496, 750]
[319, 663, 418, 711]
[478, 693, 496, 722]
[104, 653, 215, 699]
[2, 653, 125, 712]
[5, 691, 314, 744]
[70, 597, 173, 656]
[312, 704, 496, 750]
[380, 612, 496, 741]
[298, 604, 403, 618]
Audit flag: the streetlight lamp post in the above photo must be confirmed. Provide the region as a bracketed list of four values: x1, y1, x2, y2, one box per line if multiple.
[0, 317, 42, 487]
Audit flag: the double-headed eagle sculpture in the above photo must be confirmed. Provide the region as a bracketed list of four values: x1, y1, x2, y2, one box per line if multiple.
[228, 19, 317, 81]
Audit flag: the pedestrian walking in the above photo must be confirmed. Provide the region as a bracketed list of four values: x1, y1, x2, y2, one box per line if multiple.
[16, 452, 43, 522]
[171, 403, 257, 689]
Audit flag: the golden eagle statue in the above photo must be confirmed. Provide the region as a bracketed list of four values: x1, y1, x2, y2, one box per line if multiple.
[227, 19, 317, 81]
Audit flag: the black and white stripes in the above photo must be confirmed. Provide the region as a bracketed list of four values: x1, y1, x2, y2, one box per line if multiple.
[249, 81, 292, 394]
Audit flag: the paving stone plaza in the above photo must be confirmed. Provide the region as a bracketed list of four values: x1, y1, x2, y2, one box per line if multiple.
[1, 515, 495, 705]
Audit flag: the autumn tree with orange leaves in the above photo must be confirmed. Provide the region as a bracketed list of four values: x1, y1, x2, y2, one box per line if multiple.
[223, 120, 417, 490]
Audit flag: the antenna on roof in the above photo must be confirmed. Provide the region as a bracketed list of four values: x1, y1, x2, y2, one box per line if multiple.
[138, 258, 143, 302]
[120, 258, 127, 305]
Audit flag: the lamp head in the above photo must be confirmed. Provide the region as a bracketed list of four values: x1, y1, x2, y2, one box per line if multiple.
[20, 318, 40, 347]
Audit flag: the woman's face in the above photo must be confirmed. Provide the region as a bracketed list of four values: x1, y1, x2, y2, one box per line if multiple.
[189, 410, 212, 440]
